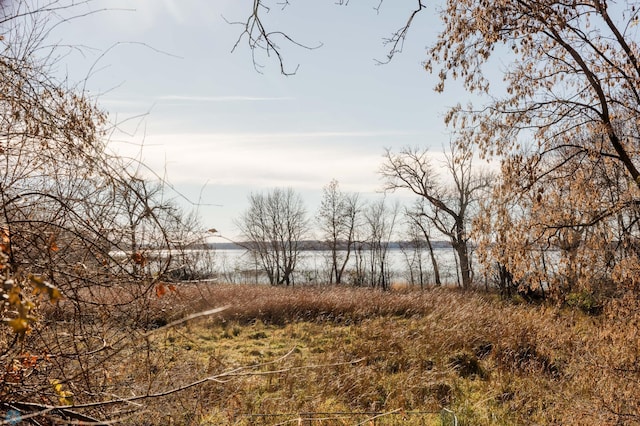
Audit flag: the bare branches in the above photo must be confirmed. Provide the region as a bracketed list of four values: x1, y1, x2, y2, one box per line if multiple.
[363, 197, 399, 290]
[377, 0, 426, 65]
[227, 0, 322, 75]
[317, 179, 362, 284]
[232, 0, 428, 74]
[381, 146, 453, 217]
[1, 349, 365, 424]
[381, 144, 489, 288]
[429, 0, 640, 186]
[0, 2, 230, 420]
[236, 188, 310, 285]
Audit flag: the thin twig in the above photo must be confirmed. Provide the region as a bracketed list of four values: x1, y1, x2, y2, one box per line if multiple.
[141, 305, 230, 338]
[355, 408, 402, 425]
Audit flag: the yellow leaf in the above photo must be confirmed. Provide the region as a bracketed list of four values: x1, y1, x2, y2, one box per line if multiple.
[31, 276, 62, 303]
[50, 379, 73, 405]
[59, 395, 73, 406]
[6, 318, 29, 335]
[7, 285, 21, 305]
[16, 301, 33, 318]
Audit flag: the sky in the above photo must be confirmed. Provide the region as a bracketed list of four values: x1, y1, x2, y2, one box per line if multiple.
[49, 0, 480, 239]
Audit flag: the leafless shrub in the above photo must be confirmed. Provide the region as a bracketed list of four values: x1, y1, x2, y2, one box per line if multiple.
[0, 2, 216, 422]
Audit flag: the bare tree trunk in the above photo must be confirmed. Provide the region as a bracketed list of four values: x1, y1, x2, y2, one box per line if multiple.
[424, 232, 441, 286]
[454, 240, 472, 289]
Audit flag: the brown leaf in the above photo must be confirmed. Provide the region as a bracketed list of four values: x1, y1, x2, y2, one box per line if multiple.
[131, 252, 146, 266]
[155, 283, 166, 298]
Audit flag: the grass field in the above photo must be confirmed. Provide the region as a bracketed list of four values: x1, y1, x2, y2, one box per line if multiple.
[38, 284, 640, 425]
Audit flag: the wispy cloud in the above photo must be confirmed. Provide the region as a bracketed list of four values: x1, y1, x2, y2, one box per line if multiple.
[99, 95, 295, 110]
[99, 98, 153, 108]
[158, 95, 295, 102]
[143, 130, 423, 142]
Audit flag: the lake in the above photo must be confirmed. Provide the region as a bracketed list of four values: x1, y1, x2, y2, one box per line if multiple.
[211, 247, 464, 286]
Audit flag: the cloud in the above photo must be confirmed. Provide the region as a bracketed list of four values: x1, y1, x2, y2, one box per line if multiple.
[162, 130, 419, 141]
[101, 95, 294, 106]
[157, 95, 295, 103]
[106, 131, 489, 238]
[107, 131, 446, 195]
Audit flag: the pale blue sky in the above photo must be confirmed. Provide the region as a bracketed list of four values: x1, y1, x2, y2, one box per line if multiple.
[52, 1, 478, 238]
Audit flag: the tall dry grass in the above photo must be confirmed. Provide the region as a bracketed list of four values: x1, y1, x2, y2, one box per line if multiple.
[27, 283, 640, 424]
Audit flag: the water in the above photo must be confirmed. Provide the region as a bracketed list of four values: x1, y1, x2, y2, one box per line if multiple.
[212, 247, 462, 286]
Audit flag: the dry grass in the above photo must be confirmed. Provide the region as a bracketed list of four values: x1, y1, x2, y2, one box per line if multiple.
[18, 284, 640, 424]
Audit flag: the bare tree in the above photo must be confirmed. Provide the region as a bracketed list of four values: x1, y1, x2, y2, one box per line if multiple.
[404, 198, 442, 287]
[316, 179, 362, 285]
[236, 187, 309, 286]
[381, 144, 491, 289]
[399, 214, 427, 289]
[363, 197, 399, 290]
[0, 3, 224, 422]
